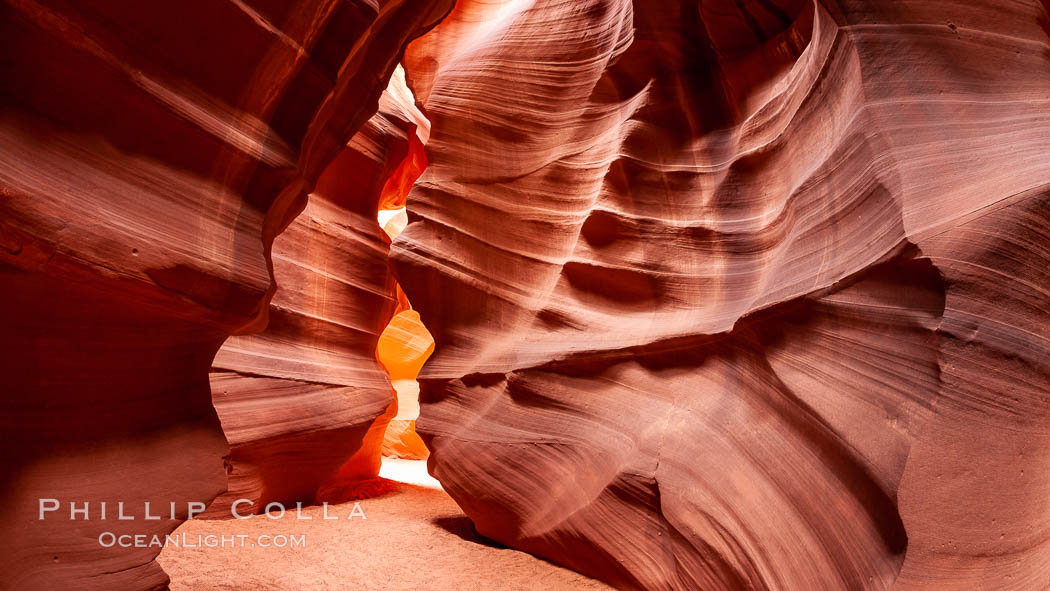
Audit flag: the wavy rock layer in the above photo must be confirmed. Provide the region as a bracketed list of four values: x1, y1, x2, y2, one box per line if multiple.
[395, 1, 1050, 589]
[207, 69, 429, 516]
[0, 0, 450, 588]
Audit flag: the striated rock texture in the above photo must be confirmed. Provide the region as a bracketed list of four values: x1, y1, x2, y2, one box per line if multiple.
[395, 1, 1050, 589]
[0, 0, 450, 589]
[207, 68, 430, 516]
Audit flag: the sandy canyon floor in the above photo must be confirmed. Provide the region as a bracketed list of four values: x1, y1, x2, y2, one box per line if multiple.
[159, 459, 609, 590]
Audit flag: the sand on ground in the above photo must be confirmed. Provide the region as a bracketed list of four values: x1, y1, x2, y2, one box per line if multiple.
[158, 459, 611, 590]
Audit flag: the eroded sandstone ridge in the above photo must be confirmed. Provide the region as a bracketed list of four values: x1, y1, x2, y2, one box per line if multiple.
[207, 67, 430, 516]
[0, 1, 450, 589]
[395, 1, 1050, 589]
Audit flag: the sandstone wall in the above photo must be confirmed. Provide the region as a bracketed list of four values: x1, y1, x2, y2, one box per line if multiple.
[394, 1, 1050, 588]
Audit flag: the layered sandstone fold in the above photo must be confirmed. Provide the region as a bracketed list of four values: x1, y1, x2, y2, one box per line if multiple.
[394, 1, 1050, 589]
[0, 1, 451, 589]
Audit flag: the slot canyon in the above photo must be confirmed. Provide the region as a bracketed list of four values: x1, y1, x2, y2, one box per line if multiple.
[2, 1, 1050, 590]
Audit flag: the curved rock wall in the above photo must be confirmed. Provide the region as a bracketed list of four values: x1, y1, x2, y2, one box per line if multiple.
[0, 0, 451, 588]
[394, 1, 1050, 589]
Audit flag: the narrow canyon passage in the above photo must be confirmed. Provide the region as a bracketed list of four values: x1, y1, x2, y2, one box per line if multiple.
[156, 60, 608, 588]
[4, 1, 1050, 590]
[202, 64, 436, 518]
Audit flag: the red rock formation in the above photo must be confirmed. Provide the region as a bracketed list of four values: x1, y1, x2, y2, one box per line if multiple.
[0, 0, 451, 588]
[395, 1, 1050, 589]
[207, 68, 429, 516]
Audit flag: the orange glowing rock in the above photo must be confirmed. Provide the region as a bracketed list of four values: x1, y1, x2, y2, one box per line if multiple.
[382, 419, 430, 460]
[326, 397, 399, 485]
[377, 310, 435, 383]
[376, 307, 433, 457]
[379, 136, 428, 211]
